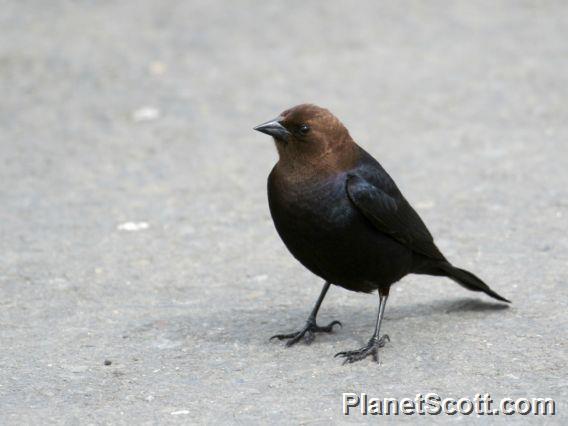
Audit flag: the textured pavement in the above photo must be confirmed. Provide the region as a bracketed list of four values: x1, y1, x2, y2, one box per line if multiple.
[1, 1, 567, 424]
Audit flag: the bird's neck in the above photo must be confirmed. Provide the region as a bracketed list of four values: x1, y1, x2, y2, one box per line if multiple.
[275, 140, 360, 185]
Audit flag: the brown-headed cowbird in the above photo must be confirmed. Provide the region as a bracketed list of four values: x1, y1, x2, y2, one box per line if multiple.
[254, 104, 510, 364]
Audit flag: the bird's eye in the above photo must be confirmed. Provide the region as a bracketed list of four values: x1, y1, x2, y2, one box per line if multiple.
[299, 124, 310, 135]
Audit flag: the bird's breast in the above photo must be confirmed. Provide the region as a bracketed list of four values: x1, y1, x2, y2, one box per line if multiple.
[268, 172, 353, 231]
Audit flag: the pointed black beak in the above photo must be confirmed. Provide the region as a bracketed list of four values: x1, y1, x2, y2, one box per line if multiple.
[253, 117, 291, 142]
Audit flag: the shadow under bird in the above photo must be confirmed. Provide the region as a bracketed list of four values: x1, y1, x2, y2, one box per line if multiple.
[254, 104, 510, 364]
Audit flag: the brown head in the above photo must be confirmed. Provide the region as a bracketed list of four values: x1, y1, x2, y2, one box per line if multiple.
[254, 104, 359, 178]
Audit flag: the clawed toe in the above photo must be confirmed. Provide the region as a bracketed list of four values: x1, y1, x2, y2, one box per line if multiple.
[270, 319, 342, 347]
[317, 320, 342, 332]
[335, 334, 390, 364]
[270, 332, 298, 341]
[334, 347, 378, 364]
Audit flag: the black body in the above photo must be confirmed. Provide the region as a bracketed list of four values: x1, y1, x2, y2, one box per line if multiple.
[268, 146, 509, 302]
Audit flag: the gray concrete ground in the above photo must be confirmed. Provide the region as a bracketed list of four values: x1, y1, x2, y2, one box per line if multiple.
[1, 1, 567, 424]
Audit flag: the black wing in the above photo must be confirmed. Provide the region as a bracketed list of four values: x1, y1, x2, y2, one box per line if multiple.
[346, 173, 446, 261]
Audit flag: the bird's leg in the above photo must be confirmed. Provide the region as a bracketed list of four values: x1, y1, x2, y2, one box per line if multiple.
[271, 282, 342, 347]
[335, 287, 390, 364]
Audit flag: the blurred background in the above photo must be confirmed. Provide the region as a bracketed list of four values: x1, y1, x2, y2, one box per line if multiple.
[1, 1, 567, 423]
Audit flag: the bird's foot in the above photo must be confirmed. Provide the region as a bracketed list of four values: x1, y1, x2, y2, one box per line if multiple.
[335, 334, 390, 364]
[270, 319, 342, 347]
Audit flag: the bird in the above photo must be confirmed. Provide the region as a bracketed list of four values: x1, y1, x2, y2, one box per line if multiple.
[253, 103, 510, 364]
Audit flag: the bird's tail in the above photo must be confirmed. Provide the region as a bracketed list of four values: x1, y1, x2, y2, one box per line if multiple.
[437, 262, 511, 303]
